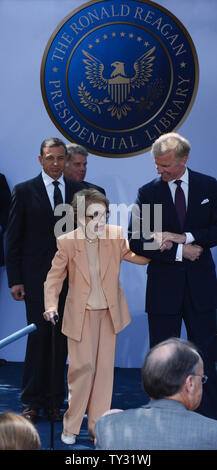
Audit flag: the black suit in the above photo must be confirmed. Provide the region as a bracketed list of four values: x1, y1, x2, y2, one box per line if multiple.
[80, 180, 106, 195]
[0, 174, 11, 266]
[6, 173, 83, 410]
[129, 168, 217, 419]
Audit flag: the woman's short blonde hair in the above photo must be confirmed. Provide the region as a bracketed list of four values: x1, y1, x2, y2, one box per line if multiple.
[0, 412, 40, 450]
[71, 188, 110, 223]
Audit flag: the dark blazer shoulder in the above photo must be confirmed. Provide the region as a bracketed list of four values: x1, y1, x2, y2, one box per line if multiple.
[82, 180, 106, 195]
[137, 177, 162, 201]
[138, 168, 217, 197]
[13, 174, 83, 194]
[64, 177, 84, 192]
[64, 178, 85, 206]
[12, 173, 43, 192]
[0, 173, 9, 185]
[139, 176, 161, 192]
[0, 173, 11, 198]
[188, 168, 217, 185]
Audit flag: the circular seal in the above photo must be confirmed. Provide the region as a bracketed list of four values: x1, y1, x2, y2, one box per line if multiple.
[41, 0, 199, 157]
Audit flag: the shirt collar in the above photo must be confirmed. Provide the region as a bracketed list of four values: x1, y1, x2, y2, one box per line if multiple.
[168, 167, 188, 188]
[41, 169, 65, 187]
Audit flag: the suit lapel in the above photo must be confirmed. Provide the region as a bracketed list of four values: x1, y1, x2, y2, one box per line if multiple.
[184, 169, 197, 228]
[64, 178, 72, 205]
[157, 179, 181, 232]
[73, 227, 90, 285]
[32, 174, 54, 219]
[64, 178, 85, 205]
[99, 226, 112, 281]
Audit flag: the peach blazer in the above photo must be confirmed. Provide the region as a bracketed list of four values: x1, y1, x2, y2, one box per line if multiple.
[44, 225, 147, 341]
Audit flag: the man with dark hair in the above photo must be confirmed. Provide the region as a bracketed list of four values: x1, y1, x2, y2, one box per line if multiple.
[95, 338, 217, 450]
[6, 137, 83, 423]
[64, 143, 105, 194]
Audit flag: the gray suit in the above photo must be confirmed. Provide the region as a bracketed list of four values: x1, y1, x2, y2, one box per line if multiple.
[95, 399, 217, 450]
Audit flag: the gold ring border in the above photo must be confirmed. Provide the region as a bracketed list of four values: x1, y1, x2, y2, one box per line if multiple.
[40, 0, 199, 158]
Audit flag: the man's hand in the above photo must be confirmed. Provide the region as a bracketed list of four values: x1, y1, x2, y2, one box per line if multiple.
[182, 244, 203, 261]
[11, 284, 25, 301]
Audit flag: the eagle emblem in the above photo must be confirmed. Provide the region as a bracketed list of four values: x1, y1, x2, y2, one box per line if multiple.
[78, 47, 157, 120]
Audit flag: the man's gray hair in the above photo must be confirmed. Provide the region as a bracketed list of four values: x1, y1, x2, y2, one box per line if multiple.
[66, 143, 88, 161]
[151, 133, 191, 160]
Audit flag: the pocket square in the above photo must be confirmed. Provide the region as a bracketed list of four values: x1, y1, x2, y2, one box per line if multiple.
[201, 198, 209, 205]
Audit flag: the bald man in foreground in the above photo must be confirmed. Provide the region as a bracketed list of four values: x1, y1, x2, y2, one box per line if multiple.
[95, 338, 217, 450]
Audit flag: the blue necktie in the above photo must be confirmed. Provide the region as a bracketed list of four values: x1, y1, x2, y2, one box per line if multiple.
[174, 180, 186, 230]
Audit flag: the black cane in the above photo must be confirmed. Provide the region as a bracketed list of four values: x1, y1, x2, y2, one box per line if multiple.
[50, 314, 58, 450]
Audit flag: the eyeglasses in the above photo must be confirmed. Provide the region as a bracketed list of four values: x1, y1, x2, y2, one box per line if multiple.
[192, 374, 208, 384]
[85, 211, 110, 221]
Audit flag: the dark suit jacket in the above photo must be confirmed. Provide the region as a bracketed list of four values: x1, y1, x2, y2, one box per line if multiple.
[0, 174, 11, 266]
[82, 180, 106, 195]
[6, 173, 83, 300]
[129, 169, 217, 314]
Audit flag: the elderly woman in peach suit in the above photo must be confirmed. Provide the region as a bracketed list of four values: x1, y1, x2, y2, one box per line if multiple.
[43, 189, 150, 445]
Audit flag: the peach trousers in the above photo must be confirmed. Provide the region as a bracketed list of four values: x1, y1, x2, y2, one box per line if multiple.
[63, 308, 117, 437]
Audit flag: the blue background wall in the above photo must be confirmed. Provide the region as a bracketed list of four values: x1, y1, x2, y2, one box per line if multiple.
[1, 0, 217, 366]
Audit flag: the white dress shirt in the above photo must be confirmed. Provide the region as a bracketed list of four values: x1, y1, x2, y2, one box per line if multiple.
[41, 170, 65, 210]
[168, 168, 195, 261]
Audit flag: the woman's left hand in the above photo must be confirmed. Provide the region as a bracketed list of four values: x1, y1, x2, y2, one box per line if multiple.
[43, 310, 59, 325]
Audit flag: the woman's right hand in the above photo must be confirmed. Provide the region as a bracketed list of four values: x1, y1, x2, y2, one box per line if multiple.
[43, 310, 59, 325]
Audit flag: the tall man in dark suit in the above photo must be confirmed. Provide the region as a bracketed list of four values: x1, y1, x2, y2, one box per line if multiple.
[129, 132, 217, 420]
[64, 143, 106, 194]
[0, 173, 11, 366]
[6, 138, 83, 423]
[0, 173, 11, 267]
